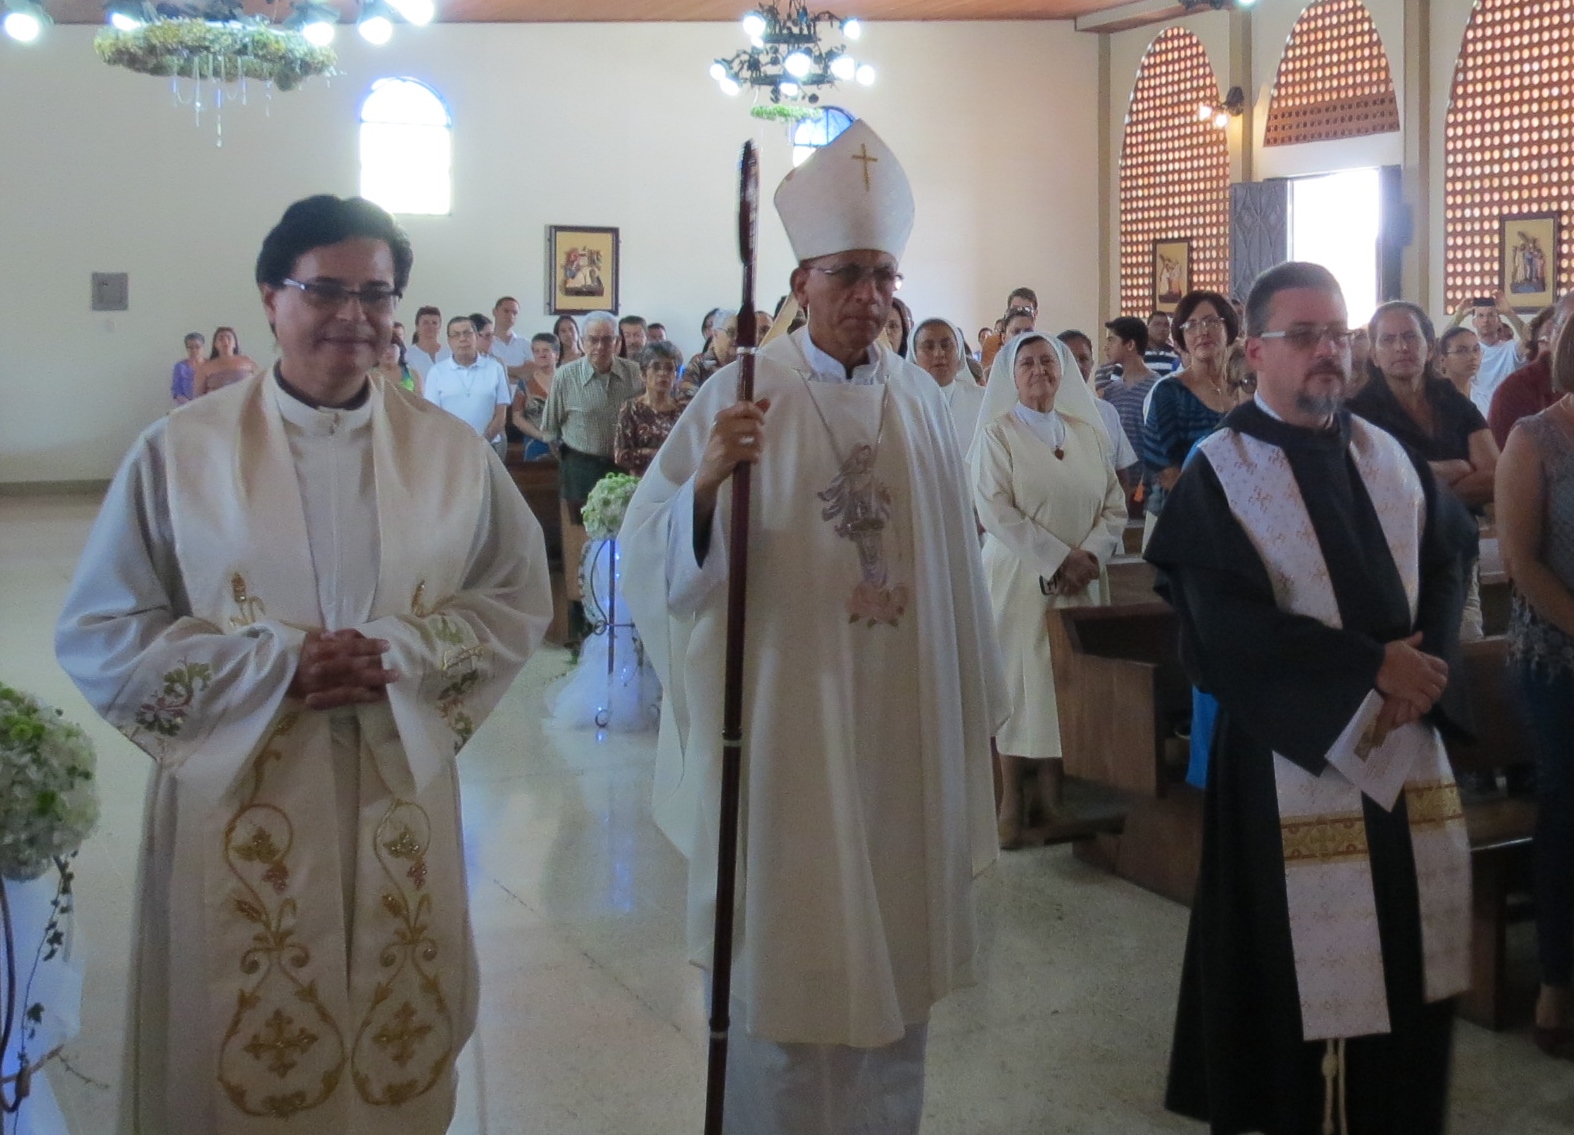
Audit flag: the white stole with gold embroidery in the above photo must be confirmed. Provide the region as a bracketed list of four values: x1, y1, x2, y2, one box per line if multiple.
[163, 375, 496, 1132]
[1196, 418, 1471, 1041]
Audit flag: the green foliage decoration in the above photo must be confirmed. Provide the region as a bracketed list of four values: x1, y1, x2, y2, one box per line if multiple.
[93, 17, 336, 91]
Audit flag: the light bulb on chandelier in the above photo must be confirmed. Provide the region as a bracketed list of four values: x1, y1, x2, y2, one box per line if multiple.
[829, 53, 856, 82]
[741, 11, 766, 37]
[708, 2, 874, 110]
[302, 18, 335, 44]
[783, 50, 813, 78]
[855, 62, 876, 86]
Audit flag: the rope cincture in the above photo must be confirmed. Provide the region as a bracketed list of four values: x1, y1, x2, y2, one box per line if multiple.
[1321, 1037, 1348, 1135]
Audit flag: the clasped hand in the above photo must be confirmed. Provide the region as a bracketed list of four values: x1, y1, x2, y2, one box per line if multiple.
[1374, 632, 1448, 736]
[1052, 549, 1100, 595]
[288, 628, 398, 711]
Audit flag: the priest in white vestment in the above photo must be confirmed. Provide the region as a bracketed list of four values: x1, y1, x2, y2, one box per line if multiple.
[973, 332, 1127, 848]
[621, 121, 1005, 1135]
[55, 195, 552, 1135]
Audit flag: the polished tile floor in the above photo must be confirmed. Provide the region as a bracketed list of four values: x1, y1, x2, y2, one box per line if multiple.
[3, 492, 1572, 1133]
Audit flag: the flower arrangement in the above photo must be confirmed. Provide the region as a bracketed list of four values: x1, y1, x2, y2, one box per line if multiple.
[94, 17, 336, 90]
[750, 103, 819, 122]
[0, 685, 99, 882]
[581, 473, 641, 540]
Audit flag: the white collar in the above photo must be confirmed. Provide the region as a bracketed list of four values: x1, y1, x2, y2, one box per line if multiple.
[796, 327, 882, 385]
[1254, 392, 1334, 431]
[269, 372, 374, 435]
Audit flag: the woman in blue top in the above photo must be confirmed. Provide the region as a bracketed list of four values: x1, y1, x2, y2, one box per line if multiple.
[1141, 290, 1239, 546]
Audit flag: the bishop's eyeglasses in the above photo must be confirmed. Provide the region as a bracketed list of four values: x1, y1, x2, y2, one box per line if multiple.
[810, 265, 905, 291]
[281, 278, 403, 313]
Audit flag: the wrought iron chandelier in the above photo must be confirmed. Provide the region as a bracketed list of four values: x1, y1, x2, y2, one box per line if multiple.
[708, 1, 873, 107]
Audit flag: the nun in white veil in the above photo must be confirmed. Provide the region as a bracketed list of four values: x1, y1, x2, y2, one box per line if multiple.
[911, 317, 987, 450]
[971, 330, 1127, 847]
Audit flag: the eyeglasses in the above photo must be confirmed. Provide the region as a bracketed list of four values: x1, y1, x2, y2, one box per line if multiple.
[1181, 316, 1227, 333]
[1444, 344, 1484, 356]
[1374, 331, 1426, 349]
[281, 278, 401, 313]
[583, 333, 619, 346]
[810, 265, 904, 291]
[1256, 324, 1356, 350]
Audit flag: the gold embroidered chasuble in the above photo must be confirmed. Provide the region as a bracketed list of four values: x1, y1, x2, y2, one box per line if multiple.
[56, 374, 551, 1134]
[1196, 417, 1471, 1041]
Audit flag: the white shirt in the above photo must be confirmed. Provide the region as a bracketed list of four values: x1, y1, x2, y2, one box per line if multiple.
[490, 329, 530, 371]
[406, 342, 451, 379]
[1094, 397, 1139, 471]
[1471, 336, 1522, 417]
[424, 355, 510, 441]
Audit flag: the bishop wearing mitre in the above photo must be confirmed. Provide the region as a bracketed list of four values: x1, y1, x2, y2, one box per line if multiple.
[621, 121, 1006, 1134]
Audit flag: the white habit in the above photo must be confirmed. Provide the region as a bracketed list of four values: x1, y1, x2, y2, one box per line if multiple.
[620, 328, 1004, 1129]
[56, 374, 551, 1135]
[972, 333, 1127, 760]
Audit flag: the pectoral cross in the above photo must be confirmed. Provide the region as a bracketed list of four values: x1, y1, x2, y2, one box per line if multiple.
[851, 143, 878, 191]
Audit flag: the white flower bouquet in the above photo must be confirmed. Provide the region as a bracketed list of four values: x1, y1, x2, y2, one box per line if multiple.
[581, 472, 641, 541]
[0, 685, 99, 882]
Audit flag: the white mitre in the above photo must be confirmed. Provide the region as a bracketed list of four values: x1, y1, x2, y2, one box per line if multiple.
[774, 119, 915, 262]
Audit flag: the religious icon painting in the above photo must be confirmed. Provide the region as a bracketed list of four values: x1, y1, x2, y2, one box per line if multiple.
[1500, 212, 1559, 312]
[1152, 239, 1191, 313]
[546, 225, 620, 314]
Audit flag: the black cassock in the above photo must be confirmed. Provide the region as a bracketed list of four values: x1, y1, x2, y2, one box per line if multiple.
[1146, 403, 1477, 1135]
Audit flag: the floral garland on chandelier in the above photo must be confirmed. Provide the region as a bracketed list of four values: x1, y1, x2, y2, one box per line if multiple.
[94, 15, 335, 89]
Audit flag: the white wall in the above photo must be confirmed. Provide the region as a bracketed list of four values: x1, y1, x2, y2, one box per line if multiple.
[0, 20, 1100, 484]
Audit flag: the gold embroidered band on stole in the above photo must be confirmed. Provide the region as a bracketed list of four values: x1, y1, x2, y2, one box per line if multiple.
[1280, 811, 1369, 866]
[1404, 780, 1464, 830]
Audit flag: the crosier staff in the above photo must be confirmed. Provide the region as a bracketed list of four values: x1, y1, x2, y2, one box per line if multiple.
[703, 139, 760, 1135]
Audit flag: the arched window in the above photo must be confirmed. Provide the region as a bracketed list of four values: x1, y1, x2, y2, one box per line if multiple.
[359, 77, 451, 216]
[791, 106, 855, 168]
[1263, 0, 1399, 147]
[1444, 0, 1572, 310]
[1118, 27, 1230, 315]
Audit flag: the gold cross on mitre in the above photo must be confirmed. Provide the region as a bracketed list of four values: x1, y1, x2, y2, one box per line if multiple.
[850, 143, 879, 191]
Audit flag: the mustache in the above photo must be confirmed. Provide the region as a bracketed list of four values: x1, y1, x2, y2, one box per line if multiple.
[1308, 361, 1348, 378]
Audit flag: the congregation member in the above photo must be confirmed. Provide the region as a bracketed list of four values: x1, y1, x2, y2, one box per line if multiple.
[974, 331, 1126, 848]
[1496, 323, 1574, 1059]
[511, 331, 561, 460]
[1141, 291, 1237, 545]
[406, 304, 450, 378]
[56, 193, 552, 1135]
[613, 340, 687, 476]
[490, 296, 530, 383]
[684, 309, 739, 387]
[754, 308, 772, 341]
[1348, 325, 1372, 392]
[373, 336, 420, 395]
[425, 315, 512, 459]
[193, 326, 261, 396]
[1490, 294, 1574, 447]
[618, 314, 648, 358]
[391, 320, 406, 346]
[470, 312, 494, 358]
[554, 312, 584, 365]
[170, 331, 203, 405]
[882, 295, 913, 357]
[1101, 316, 1158, 509]
[912, 317, 986, 447]
[1436, 324, 1482, 399]
[1144, 310, 1183, 376]
[1446, 291, 1526, 416]
[622, 120, 1001, 1135]
[1349, 302, 1498, 513]
[541, 310, 642, 643]
[648, 321, 669, 344]
[1057, 329, 1096, 382]
[1149, 261, 1474, 1135]
[1006, 286, 1038, 317]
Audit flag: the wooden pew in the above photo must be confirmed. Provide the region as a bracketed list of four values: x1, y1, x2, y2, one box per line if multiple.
[503, 444, 569, 643]
[1048, 603, 1202, 903]
[1443, 636, 1538, 1030]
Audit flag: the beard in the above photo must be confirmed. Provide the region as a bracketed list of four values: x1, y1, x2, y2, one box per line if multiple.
[1294, 365, 1348, 419]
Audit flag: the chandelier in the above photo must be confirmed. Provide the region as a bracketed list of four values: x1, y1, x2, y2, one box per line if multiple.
[708, 1, 874, 110]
